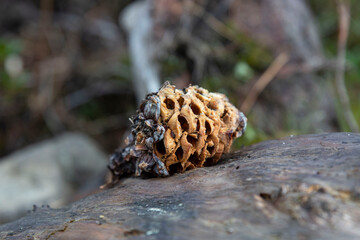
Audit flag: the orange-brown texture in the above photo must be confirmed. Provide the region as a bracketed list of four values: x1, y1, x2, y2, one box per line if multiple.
[153, 84, 246, 173]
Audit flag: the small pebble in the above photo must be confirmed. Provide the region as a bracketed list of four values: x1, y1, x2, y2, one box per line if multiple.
[226, 227, 234, 234]
[146, 229, 159, 236]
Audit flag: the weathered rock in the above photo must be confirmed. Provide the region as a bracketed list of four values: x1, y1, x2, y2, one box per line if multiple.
[0, 132, 107, 224]
[0, 132, 359, 240]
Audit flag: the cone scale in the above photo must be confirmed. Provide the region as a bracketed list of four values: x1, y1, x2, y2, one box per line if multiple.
[108, 82, 247, 181]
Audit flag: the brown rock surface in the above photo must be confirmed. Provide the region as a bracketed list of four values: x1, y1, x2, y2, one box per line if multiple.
[1, 132, 359, 240]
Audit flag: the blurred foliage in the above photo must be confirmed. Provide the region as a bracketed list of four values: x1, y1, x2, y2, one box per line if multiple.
[0, 0, 359, 157]
[234, 61, 254, 83]
[309, 0, 360, 132]
[159, 0, 360, 148]
[0, 38, 30, 93]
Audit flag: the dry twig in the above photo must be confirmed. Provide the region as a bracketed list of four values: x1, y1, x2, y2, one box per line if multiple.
[185, 0, 241, 45]
[241, 53, 289, 114]
[335, 0, 359, 132]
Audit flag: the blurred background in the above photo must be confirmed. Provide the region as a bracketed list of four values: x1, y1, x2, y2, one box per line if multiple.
[0, 0, 359, 224]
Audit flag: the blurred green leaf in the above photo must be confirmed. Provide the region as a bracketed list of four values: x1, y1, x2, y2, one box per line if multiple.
[234, 61, 254, 83]
[0, 38, 23, 61]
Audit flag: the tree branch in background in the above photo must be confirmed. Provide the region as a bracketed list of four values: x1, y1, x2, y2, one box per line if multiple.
[185, 0, 241, 46]
[241, 53, 289, 114]
[121, 0, 161, 104]
[335, 0, 359, 132]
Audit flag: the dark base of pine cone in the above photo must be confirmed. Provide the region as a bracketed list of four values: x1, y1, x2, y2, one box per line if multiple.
[1, 133, 360, 240]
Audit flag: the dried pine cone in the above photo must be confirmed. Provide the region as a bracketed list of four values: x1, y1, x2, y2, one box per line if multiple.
[108, 82, 247, 181]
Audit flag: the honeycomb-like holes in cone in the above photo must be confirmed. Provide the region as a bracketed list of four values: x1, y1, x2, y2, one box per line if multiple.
[195, 93, 206, 102]
[155, 139, 166, 155]
[188, 153, 201, 166]
[190, 102, 201, 115]
[223, 115, 231, 124]
[232, 131, 238, 138]
[178, 115, 189, 131]
[164, 98, 175, 109]
[178, 96, 184, 107]
[175, 147, 184, 161]
[207, 100, 218, 110]
[205, 120, 211, 135]
[207, 145, 215, 155]
[221, 109, 228, 118]
[187, 135, 197, 147]
[221, 109, 231, 124]
[125, 83, 245, 177]
[169, 162, 182, 174]
[195, 88, 206, 95]
[196, 119, 200, 131]
[185, 162, 196, 170]
[204, 157, 217, 166]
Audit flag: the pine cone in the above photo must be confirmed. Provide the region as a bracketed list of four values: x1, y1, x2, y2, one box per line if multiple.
[108, 82, 247, 181]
